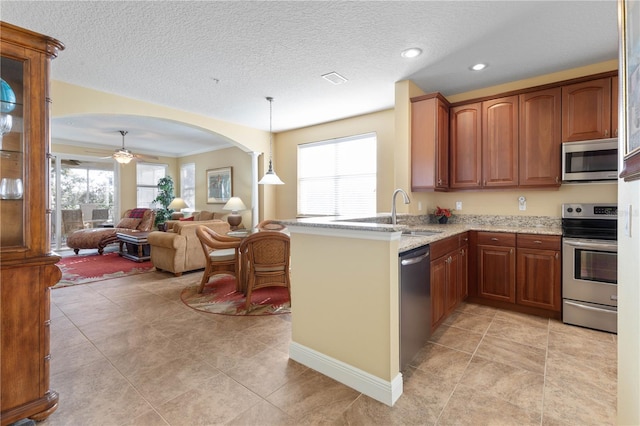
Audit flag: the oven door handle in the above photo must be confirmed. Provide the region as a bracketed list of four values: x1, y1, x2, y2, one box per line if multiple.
[565, 300, 617, 312]
[563, 240, 618, 251]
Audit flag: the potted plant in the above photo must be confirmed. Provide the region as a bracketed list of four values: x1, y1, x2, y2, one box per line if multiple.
[434, 206, 452, 224]
[153, 176, 175, 228]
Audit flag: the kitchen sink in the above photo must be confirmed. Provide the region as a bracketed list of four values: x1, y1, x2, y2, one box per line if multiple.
[401, 230, 443, 237]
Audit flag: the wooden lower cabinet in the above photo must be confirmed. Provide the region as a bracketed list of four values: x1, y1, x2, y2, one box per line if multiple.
[1, 260, 61, 425]
[470, 231, 561, 317]
[476, 232, 516, 303]
[430, 233, 468, 333]
[516, 234, 562, 312]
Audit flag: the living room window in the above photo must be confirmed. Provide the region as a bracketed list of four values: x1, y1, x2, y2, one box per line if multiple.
[137, 163, 167, 208]
[180, 163, 196, 211]
[298, 132, 376, 217]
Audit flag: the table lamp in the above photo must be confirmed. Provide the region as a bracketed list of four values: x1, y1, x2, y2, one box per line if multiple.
[168, 197, 189, 211]
[223, 197, 247, 228]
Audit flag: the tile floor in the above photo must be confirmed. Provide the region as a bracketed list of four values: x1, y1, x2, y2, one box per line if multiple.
[42, 269, 617, 425]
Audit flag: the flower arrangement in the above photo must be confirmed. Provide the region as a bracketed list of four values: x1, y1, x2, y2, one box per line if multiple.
[434, 206, 452, 218]
[434, 206, 452, 223]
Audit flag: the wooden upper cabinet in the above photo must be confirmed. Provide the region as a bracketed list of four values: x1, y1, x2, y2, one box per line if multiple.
[482, 96, 519, 187]
[562, 78, 612, 141]
[519, 88, 562, 187]
[411, 93, 449, 191]
[450, 102, 482, 189]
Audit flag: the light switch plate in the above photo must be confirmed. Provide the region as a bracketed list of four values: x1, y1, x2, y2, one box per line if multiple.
[518, 196, 526, 211]
[456, 201, 462, 210]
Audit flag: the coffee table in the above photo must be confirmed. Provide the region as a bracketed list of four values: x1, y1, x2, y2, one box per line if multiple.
[116, 230, 151, 262]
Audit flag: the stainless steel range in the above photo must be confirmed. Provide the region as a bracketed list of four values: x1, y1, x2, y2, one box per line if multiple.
[562, 203, 617, 333]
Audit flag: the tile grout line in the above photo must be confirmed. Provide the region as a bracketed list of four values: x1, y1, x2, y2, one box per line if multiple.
[433, 308, 497, 425]
[539, 318, 551, 426]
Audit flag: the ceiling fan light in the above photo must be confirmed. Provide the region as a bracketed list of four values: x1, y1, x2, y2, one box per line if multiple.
[113, 149, 134, 164]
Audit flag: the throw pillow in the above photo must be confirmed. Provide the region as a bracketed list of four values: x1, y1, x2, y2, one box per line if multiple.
[198, 211, 215, 221]
[128, 208, 148, 219]
[179, 216, 194, 221]
[116, 218, 142, 229]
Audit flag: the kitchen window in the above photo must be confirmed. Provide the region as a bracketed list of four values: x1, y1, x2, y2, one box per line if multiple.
[136, 163, 167, 208]
[298, 132, 376, 217]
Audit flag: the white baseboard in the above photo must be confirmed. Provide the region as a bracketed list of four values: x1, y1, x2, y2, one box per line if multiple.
[289, 341, 403, 406]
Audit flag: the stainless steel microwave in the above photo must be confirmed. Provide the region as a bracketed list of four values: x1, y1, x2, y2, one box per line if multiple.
[562, 138, 618, 182]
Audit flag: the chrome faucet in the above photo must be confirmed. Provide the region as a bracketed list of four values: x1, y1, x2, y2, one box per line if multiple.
[391, 188, 411, 225]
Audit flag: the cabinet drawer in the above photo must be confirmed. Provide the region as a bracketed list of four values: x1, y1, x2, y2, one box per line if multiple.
[431, 235, 460, 259]
[517, 234, 561, 250]
[476, 231, 516, 246]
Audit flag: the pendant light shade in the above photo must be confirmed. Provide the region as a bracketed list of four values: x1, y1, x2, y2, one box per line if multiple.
[259, 97, 284, 185]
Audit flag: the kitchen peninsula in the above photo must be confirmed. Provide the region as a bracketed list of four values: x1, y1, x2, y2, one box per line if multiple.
[280, 214, 561, 406]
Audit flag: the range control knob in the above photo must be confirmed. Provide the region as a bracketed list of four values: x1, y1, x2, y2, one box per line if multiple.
[576, 207, 582, 213]
[567, 208, 573, 213]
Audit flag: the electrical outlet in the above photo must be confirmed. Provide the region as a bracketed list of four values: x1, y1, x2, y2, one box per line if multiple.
[518, 196, 526, 211]
[456, 201, 462, 210]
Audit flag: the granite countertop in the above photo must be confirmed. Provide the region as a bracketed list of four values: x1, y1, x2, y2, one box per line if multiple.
[280, 214, 562, 253]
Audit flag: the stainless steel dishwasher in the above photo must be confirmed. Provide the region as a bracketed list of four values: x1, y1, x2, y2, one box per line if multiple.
[399, 245, 431, 372]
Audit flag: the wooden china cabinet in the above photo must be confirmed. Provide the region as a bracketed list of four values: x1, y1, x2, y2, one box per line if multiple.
[0, 22, 64, 425]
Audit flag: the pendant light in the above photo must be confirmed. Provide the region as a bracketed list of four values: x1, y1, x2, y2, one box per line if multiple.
[259, 97, 284, 185]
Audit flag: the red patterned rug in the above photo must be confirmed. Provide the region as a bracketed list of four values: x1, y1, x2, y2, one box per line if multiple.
[54, 252, 155, 288]
[180, 274, 291, 316]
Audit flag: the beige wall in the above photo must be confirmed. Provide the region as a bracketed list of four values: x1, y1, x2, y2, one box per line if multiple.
[275, 109, 396, 219]
[179, 147, 253, 228]
[273, 60, 619, 221]
[617, 179, 639, 424]
[402, 59, 620, 218]
[50, 81, 270, 222]
[290, 231, 400, 380]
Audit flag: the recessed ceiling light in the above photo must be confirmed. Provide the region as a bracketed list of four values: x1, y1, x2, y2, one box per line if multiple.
[322, 72, 348, 85]
[470, 63, 487, 71]
[401, 48, 422, 58]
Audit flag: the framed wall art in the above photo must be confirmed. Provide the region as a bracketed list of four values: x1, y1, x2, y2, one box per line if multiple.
[620, 0, 640, 181]
[206, 167, 232, 203]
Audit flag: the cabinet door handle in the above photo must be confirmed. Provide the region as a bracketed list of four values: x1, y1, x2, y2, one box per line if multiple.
[533, 240, 542, 244]
[604, 129, 609, 137]
[615, 128, 618, 137]
[461, 248, 465, 256]
[555, 252, 559, 260]
[438, 178, 442, 185]
[510, 249, 513, 254]
[555, 176, 559, 184]
[491, 237, 499, 241]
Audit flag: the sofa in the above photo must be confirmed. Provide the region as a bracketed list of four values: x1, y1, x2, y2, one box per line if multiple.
[66, 208, 156, 255]
[163, 210, 225, 231]
[148, 219, 231, 276]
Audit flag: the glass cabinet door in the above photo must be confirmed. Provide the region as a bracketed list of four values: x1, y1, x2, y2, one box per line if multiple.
[0, 57, 25, 248]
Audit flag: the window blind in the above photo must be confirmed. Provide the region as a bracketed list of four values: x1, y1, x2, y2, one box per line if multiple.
[298, 133, 376, 217]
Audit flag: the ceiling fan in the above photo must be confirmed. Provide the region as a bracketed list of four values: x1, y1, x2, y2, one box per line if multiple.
[109, 130, 158, 164]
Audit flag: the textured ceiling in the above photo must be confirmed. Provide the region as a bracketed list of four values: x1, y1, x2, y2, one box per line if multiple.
[1, 1, 619, 157]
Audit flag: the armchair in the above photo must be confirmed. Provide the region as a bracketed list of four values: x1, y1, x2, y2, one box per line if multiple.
[147, 219, 231, 276]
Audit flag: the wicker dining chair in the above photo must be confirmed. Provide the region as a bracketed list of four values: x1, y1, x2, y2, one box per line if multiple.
[239, 230, 291, 311]
[195, 225, 241, 293]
